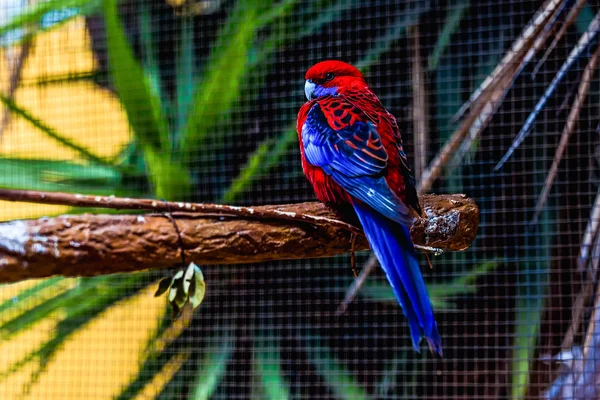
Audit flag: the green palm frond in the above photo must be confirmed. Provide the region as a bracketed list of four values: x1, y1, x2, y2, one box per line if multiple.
[303, 334, 370, 400]
[103, 0, 190, 200]
[252, 328, 290, 400]
[0, 158, 121, 194]
[427, 0, 470, 72]
[360, 261, 499, 310]
[190, 324, 236, 400]
[0, 95, 118, 170]
[180, 0, 261, 155]
[0, 273, 147, 393]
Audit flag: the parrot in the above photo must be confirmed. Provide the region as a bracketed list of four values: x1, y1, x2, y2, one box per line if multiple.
[296, 60, 442, 355]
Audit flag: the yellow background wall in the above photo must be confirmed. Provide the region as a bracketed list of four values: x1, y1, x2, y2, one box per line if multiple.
[0, 18, 167, 399]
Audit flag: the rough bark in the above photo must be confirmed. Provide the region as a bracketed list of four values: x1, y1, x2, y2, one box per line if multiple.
[0, 194, 478, 283]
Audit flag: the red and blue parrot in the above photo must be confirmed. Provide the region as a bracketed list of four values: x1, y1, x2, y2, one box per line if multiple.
[297, 60, 442, 355]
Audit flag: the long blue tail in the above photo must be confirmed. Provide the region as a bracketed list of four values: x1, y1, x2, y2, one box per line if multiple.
[353, 201, 442, 355]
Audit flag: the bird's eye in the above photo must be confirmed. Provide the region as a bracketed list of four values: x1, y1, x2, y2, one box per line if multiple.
[325, 72, 335, 81]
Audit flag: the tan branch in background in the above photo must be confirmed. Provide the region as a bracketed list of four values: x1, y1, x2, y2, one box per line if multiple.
[0, 190, 478, 283]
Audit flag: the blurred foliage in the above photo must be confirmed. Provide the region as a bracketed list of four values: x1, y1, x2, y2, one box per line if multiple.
[0, 0, 598, 398]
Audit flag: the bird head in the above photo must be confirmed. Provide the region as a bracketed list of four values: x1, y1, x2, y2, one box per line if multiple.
[304, 60, 366, 101]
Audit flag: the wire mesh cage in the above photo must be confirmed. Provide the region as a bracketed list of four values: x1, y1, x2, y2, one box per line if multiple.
[0, 0, 599, 399]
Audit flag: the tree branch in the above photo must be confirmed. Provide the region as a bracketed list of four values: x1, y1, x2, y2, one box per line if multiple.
[0, 190, 478, 283]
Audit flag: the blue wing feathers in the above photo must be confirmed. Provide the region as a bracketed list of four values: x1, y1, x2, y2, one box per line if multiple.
[302, 100, 442, 354]
[303, 105, 386, 176]
[329, 171, 412, 225]
[353, 201, 442, 355]
[302, 104, 412, 226]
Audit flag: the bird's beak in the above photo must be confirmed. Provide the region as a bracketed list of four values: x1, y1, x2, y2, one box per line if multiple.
[304, 80, 316, 101]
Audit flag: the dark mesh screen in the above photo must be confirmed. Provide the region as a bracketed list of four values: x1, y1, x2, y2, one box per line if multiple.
[0, 0, 599, 399]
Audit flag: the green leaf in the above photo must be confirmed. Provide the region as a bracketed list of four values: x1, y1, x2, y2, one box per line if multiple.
[575, 3, 596, 33]
[164, 263, 204, 317]
[219, 124, 297, 204]
[191, 325, 235, 400]
[377, 349, 416, 398]
[303, 335, 369, 400]
[139, 3, 164, 110]
[18, 274, 146, 393]
[427, 1, 470, 72]
[114, 316, 178, 400]
[255, 0, 301, 28]
[175, 15, 196, 137]
[439, 260, 498, 289]
[180, 0, 260, 155]
[222, 140, 271, 202]
[102, 0, 169, 151]
[360, 281, 456, 310]
[435, 48, 463, 192]
[511, 155, 551, 400]
[0, 274, 147, 388]
[0, 282, 78, 335]
[355, 1, 430, 71]
[0, 274, 143, 338]
[103, 0, 191, 199]
[24, 72, 98, 87]
[0, 157, 120, 194]
[253, 329, 290, 400]
[511, 259, 548, 398]
[0, 94, 117, 169]
[188, 264, 205, 310]
[360, 261, 498, 310]
[168, 270, 187, 316]
[0, 277, 64, 317]
[143, 146, 191, 200]
[154, 277, 172, 298]
[298, 0, 362, 39]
